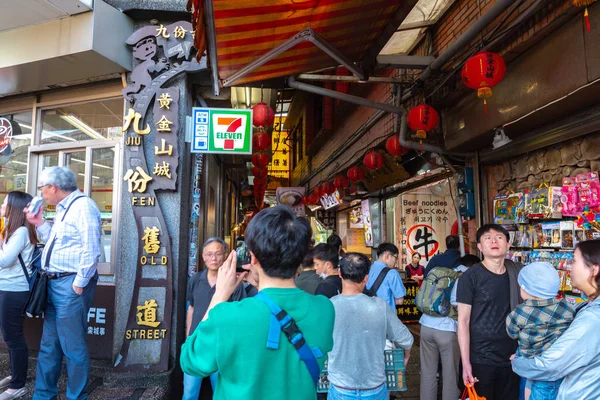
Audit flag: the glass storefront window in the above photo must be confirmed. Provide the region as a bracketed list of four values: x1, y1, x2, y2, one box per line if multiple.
[91, 147, 115, 263]
[0, 111, 32, 205]
[40, 98, 123, 144]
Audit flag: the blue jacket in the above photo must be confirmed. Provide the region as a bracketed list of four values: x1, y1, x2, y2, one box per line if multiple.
[512, 297, 600, 400]
[424, 249, 462, 277]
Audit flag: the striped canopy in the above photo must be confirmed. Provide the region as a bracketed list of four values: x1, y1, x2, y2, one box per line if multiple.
[195, 0, 404, 87]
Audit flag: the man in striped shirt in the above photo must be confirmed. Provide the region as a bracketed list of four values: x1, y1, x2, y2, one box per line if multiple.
[26, 167, 101, 400]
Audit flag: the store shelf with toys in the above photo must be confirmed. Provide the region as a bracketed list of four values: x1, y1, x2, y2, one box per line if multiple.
[494, 172, 600, 307]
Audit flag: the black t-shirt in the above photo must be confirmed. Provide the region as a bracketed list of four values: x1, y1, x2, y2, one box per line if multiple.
[186, 270, 247, 335]
[456, 263, 517, 366]
[315, 275, 342, 299]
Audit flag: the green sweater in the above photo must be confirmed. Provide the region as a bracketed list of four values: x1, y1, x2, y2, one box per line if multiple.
[180, 288, 335, 400]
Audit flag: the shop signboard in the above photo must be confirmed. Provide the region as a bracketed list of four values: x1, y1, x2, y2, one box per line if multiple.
[191, 107, 253, 154]
[395, 193, 457, 267]
[0, 117, 16, 153]
[118, 20, 205, 371]
[349, 206, 363, 229]
[21, 285, 115, 359]
[276, 187, 305, 217]
[361, 199, 374, 247]
[396, 281, 421, 323]
[320, 191, 342, 210]
[271, 117, 290, 181]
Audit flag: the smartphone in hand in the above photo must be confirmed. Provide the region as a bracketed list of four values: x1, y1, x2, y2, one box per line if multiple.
[28, 196, 43, 215]
[236, 242, 251, 273]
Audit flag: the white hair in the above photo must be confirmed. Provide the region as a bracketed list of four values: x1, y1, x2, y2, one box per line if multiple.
[39, 167, 78, 192]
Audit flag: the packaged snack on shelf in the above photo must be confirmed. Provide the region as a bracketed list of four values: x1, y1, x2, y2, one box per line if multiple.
[493, 192, 525, 224]
[574, 228, 585, 247]
[564, 271, 573, 291]
[527, 186, 562, 218]
[576, 172, 600, 208]
[541, 222, 561, 247]
[561, 177, 580, 216]
[564, 294, 585, 306]
[560, 221, 574, 249]
[558, 270, 568, 291]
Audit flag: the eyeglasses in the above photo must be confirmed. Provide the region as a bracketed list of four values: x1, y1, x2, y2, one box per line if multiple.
[203, 252, 224, 259]
[37, 184, 50, 190]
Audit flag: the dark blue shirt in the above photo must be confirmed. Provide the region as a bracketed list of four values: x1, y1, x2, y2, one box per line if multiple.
[424, 249, 461, 277]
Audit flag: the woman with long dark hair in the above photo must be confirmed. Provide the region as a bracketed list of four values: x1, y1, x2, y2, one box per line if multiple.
[0, 191, 38, 399]
[512, 239, 600, 399]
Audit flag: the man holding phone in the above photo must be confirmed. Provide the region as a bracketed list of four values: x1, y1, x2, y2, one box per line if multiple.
[184, 237, 246, 400]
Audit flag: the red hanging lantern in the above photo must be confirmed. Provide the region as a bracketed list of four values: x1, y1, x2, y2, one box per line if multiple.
[407, 105, 439, 141]
[314, 186, 324, 197]
[251, 152, 270, 168]
[461, 52, 507, 114]
[333, 175, 349, 190]
[385, 135, 409, 157]
[348, 183, 358, 195]
[253, 176, 267, 188]
[304, 194, 319, 205]
[252, 102, 275, 127]
[363, 151, 384, 172]
[322, 182, 336, 195]
[252, 131, 271, 152]
[252, 166, 267, 178]
[347, 166, 365, 182]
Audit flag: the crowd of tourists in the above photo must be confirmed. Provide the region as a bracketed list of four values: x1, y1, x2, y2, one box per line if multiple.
[0, 167, 598, 400]
[181, 207, 600, 400]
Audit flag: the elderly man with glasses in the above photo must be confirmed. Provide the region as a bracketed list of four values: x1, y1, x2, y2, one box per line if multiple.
[183, 237, 247, 400]
[26, 166, 101, 400]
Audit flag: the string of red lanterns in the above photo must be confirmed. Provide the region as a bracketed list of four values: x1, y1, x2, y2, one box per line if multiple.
[363, 150, 384, 172]
[347, 166, 366, 182]
[385, 135, 409, 157]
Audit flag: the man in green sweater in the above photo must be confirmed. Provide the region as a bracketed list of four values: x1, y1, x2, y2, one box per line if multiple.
[180, 206, 335, 400]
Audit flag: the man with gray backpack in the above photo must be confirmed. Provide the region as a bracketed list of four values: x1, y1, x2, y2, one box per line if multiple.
[415, 254, 480, 400]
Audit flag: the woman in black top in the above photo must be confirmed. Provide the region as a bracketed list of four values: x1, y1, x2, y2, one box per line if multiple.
[405, 252, 425, 287]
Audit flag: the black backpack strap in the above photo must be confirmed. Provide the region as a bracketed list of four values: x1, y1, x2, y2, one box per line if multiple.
[505, 260, 522, 310]
[370, 267, 391, 294]
[18, 254, 31, 281]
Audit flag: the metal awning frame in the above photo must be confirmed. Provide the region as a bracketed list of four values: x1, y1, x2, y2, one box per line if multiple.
[202, 0, 415, 96]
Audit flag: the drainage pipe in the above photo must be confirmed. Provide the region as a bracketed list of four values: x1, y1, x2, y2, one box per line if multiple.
[401, 0, 520, 102]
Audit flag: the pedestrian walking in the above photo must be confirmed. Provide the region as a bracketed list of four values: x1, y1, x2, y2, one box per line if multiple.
[512, 240, 600, 400]
[424, 235, 461, 277]
[183, 237, 246, 400]
[25, 167, 101, 400]
[0, 192, 38, 399]
[180, 206, 334, 400]
[456, 224, 521, 400]
[314, 244, 342, 298]
[327, 252, 413, 400]
[295, 248, 322, 295]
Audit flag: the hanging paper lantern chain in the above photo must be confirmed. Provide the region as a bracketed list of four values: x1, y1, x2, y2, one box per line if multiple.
[363, 151, 384, 172]
[252, 102, 275, 127]
[385, 135, 409, 157]
[462, 51, 507, 115]
[252, 131, 271, 152]
[333, 175, 349, 190]
[252, 152, 270, 168]
[407, 104, 439, 151]
[573, 0, 597, 31]
[347, 166, 366, 182]
[322, 182, 336, 195]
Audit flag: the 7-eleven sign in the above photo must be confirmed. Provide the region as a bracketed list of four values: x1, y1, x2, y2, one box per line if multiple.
[191, 107, 253, 154]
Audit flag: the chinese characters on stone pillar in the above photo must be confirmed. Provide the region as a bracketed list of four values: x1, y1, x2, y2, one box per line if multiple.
[152, 88, 179, 190]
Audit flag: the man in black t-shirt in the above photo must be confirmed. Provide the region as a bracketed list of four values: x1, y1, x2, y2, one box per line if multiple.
[313, 243, 342, 298]
[456, 224, 520, 400]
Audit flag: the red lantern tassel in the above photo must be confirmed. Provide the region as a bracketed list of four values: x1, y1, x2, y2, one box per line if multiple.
[585, 8, 591, 32]
[483, 99, 488, 115]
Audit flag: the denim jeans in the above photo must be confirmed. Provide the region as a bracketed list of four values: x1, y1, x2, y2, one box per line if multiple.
[33, 273, 97, 400]
[0, 290, 29, 390]
[182, 372, 218, 400]
[530, 379, 563, 400]
[328, 383, 388, 400]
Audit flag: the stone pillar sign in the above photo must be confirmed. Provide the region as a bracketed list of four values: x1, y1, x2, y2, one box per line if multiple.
[115, 21, 205, 371]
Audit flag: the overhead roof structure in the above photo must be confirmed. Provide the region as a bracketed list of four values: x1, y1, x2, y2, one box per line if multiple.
[193, 0, 415, 94]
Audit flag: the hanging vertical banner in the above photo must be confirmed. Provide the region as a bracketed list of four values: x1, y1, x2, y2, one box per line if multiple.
[361, 199, 373, 247]
[118, 21, 205, 372]
[395, 194, 457, 267]
[152, 88, 179, 190]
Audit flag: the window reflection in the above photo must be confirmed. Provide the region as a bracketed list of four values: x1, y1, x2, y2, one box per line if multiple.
[40, 99, 123, 144]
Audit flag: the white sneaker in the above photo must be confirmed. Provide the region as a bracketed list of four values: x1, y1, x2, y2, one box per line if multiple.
[0, 388, 27, 400]
[0, 379, 9, 391]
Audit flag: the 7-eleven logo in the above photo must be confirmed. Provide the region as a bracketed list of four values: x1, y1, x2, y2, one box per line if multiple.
[213, 114, 247, 151]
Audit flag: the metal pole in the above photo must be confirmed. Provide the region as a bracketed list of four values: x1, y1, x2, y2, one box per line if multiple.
[203, 0, 220, 96]
[438, 154, 465, 257]
[296, 74, 405, 83]
[287, 76, 403, 115]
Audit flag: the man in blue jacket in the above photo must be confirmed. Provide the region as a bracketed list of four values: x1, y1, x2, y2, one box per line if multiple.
[424, 235, 461, 277]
